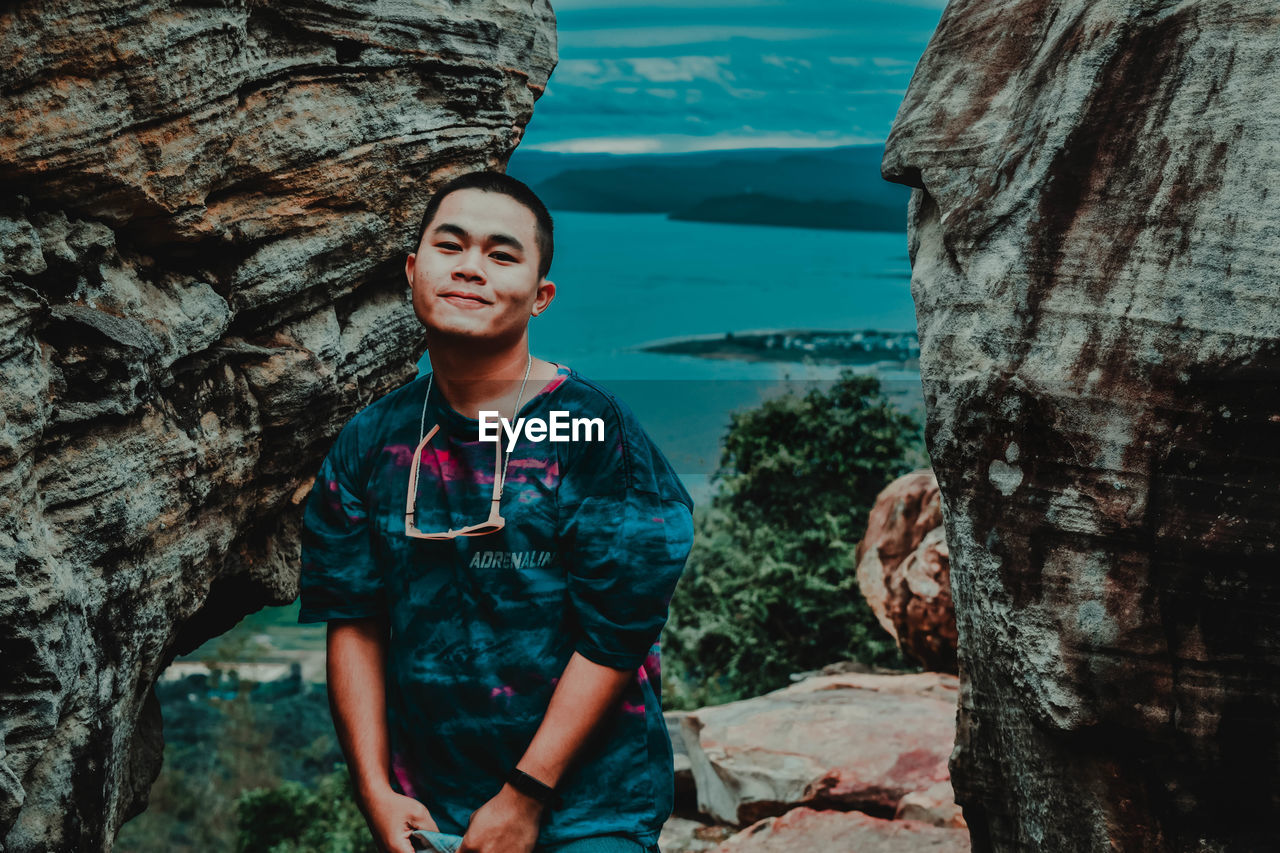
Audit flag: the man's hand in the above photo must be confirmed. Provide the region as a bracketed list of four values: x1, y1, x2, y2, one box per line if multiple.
[364, 787, 440, 853]
[458, 784, 544, 853]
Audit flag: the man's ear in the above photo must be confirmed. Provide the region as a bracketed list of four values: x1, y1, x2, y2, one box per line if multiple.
[405, 252, 417, 289]
[532, 278, 556, 316]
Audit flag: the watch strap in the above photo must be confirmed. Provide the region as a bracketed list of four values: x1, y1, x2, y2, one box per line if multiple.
[506, 767, 562, 809]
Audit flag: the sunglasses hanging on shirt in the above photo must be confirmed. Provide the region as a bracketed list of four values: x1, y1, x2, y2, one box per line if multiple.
[404, 354, 532, 539]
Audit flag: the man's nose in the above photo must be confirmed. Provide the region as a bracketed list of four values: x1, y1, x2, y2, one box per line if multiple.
[453, 248, 485, 281]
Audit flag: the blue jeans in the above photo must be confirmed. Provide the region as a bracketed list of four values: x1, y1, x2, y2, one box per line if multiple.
[410, 829, 658, 853]
[539, 835, 658, 853]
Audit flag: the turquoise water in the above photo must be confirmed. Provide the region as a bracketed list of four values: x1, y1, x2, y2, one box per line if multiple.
[421, 211, 923, 504]
[529, 211, 916, 373]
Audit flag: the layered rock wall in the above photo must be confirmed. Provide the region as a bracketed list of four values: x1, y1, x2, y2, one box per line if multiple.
[883, 1, 1279, 849]
[0, 2, 556, 849]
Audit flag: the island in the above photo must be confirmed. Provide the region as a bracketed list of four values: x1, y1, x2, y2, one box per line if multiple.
[636, 329, 921, 366]
[668, 193, 904, 233]
[508, 145, 912, 233]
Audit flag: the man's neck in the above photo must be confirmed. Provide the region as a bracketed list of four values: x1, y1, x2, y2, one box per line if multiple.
[429, 340, 560, 421]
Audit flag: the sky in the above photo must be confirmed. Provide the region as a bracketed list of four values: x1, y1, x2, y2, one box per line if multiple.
[520, 0, 949, 154]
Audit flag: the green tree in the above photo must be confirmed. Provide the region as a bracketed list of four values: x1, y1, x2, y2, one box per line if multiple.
[116, 631, 304, 851]
[663, 369, 926, 709]
[235, 767, 375, 853]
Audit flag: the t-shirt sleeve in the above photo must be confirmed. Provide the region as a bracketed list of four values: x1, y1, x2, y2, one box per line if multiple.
[297, 416, 386, 624]
[558, 397, 696, 671]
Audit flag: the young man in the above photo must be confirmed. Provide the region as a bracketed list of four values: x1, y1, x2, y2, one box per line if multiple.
[297, 170, 695, 853]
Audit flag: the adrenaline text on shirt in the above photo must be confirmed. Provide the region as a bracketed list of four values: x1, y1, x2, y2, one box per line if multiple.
[477, 410, 606, 452]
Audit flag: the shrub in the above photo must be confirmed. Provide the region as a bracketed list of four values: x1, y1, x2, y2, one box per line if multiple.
[236, 767, 375, 853]
[663, 369, 926, 709]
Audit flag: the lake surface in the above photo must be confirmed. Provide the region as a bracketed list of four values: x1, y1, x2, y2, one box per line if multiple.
[420, 211, 923, 506]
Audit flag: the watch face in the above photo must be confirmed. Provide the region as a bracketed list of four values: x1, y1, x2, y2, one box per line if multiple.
[410, 830, 464, 852]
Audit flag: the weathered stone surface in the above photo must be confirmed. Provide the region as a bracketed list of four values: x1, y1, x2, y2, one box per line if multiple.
[679, 672, 959, 826]
[708, 807, 970, 853]
[855, 468, 957, 672]
[666, 710, 698, 808]
[882, 1, 1280, 850]
[894, 780, 966, 830]
[659, 816, 736, 853]
[0, 2, 556, 850]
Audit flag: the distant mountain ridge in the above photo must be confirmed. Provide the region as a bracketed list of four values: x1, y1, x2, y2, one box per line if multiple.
[670, 192, 903, 233]
[507, 144, 909, 232]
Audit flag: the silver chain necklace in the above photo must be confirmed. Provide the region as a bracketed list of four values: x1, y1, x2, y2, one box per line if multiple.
[418, 353, 533, 498]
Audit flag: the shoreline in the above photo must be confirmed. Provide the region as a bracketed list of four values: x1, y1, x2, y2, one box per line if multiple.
[635, 328, 921, 368]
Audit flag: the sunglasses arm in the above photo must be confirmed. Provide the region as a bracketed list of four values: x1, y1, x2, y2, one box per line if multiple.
[491, 435, 504, 498]
[405, 424, 442, 526]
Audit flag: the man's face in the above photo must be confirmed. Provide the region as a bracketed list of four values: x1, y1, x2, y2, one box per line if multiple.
[406, 188, 555, 346]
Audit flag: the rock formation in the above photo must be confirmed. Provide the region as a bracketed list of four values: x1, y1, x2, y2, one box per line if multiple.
[855, 468, 957, 672]
[660, 670, 968, 852]
[0, 2, 556, 849]
[660, 816, 735, 853]
[882, 1, 1280, 849]
[706, 808, 969, 853]
[678, 672, 961, 827]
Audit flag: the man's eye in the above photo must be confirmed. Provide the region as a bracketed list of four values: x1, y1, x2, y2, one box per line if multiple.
[491, 252, 517, 262]
[436, 242, 460, 251]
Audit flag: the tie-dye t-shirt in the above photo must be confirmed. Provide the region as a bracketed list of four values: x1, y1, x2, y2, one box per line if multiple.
[297, 363, 695, 848]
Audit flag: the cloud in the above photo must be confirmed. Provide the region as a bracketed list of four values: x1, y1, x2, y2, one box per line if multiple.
[630, 55, 735, 83]
[554, 56, 735, 86]
[561, 26, 840, 50]
[519, 0, 947, 152]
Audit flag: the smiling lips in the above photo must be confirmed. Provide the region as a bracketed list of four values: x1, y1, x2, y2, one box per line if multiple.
[440, 291, 490, 307]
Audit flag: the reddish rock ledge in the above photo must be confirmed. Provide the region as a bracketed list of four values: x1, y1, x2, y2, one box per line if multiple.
[709, 807, 970, 853]
[679, 672, 962, 827]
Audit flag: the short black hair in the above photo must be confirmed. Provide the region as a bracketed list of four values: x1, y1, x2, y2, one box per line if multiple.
[415, 171, 554, 280]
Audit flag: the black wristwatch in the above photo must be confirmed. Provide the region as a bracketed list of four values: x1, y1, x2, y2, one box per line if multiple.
[506, 767, 563, 810]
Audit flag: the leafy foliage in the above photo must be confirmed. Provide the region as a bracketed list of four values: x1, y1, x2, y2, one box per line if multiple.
[115, 633, 351, 852]
[663, 369, 926, 709]
[235, 769, 374, 853]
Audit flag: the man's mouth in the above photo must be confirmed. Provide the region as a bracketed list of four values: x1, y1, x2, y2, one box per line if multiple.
[440, 291, 491, 306]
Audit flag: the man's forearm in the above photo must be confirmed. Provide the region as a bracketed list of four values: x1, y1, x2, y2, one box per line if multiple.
[328, 617, 394, 803]
[513, 650, 637, 790]
[458, 652, 636, 851]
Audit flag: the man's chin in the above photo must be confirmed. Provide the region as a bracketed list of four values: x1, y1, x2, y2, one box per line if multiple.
[421, 321, 520, 348]
[419, 313, 486, 336]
